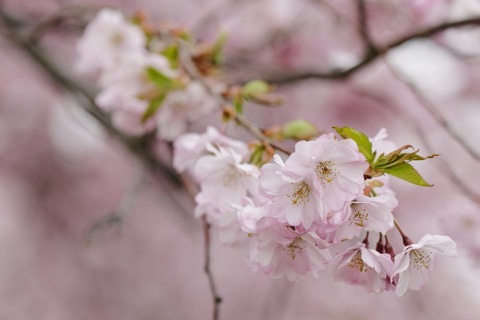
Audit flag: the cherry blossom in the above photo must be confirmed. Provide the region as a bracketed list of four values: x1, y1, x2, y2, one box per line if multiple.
[330, 243, 394, 293]
[194, 145, 259, 218]
[286, 134, 369, 214]
[156, 82, 218, 141]
[173, 126, 249, 173]
[391, 234, 457, 296]
[76, 8, 146, 75]
[259, 155, 323, 228]
[249, 217, 330, 281]
[333, 194, 396, 241]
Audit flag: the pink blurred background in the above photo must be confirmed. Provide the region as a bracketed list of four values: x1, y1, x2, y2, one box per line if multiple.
[1, 0, 480, 319]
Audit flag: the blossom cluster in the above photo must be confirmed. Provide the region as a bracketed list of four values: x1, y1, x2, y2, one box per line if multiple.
[174, 127, 457, 296]
[76, 9, 217, 140]
[77, 8, 457, 297]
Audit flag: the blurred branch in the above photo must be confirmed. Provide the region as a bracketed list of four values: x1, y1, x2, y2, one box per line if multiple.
[28, 5, 93, 42]
[352, 78, 480, 204]
[85, 164, 147, 245]
[265, 17, 480, 84]
[177, 40, 292, 155]
[383, 60, 480, 163]
[357, 0, 375, 51]
[179, 172, 222, 320]
[0, 7, 181, 186]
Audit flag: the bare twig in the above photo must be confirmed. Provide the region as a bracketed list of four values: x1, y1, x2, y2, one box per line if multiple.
[179, 172, 222, 320]
[202, 216, 222, 320]
[85, 164, 148, 245]
[177, 40, 291, 155]
[0, 7, 181, 186]
[357, 0, 375, 51]
[351, 83, 480, 204]
[264, 17, 480, 84]
[384, 60, 480, 163]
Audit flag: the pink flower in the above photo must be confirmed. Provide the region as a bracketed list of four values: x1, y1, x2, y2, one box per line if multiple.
[259, 155, 322, 228]
[371, 128, 397, 156]
[249, 217, 330, 281]
[392, 234, 457, 296]
[156, 82, 217, 141]
[76, 9, 146, 75]
[330, 243, 394, 293]
[286, 134, 369, 214]
[332, 194, 396, 241]
[173, 126, 249, 173]
[194, 145, 259, 218]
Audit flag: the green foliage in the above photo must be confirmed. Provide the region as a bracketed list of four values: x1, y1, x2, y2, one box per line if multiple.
[141, 93, 167, 123]
[243, 80, 271, 98]
[146, 67, 179, 90]
[281, 120, 318, 140]
[213, 30, 228, 66]
[333, 126, 437, 187]
[162, 45, 179, 69]
[383, 162, 432, 187]
[333, 126, 373, 163]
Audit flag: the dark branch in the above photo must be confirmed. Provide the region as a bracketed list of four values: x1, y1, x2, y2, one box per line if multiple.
[0, 8, 180, 186]
[265, 17, 480, 84]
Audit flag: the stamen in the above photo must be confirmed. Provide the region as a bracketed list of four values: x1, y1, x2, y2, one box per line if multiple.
[315, 161, 338, 185]
[411, 249, 432, 270]
[223, 166, 241, 187]
[347, 252, 370, 273]
[287, 182, 311, 205]
[284, 237, 306, 260]
[349, 205, 369, 227]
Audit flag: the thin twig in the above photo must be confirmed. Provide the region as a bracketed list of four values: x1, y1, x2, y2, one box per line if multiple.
[351, 86, 480, 204]
[384, 60, 480, 163]
[177, 40, 291, 155]
[85, 164, 147, 245]
[202, 216, 222, 320]
[179, 172, 222, 320]
[357, 0, 375, 51]
[0, 7, 181, 186]
[264, 17, 480, 84]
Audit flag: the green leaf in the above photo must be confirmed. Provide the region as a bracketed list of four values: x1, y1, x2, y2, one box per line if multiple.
[333, 126, 373, 163]
[233, 95, 243, 114]
[281, 120, 318, 140]
[162, 45, 179, 69]
[213, 30, 228, 65]
[141, 93, 167, 123]
[243, 80, 271, 98]
[146, 67, 177, 90]
[384, 162, 432, 187]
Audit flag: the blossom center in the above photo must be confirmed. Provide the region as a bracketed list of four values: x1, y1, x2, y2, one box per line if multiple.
[315, 161, 338, 184]
[348, 252, 370, 272]
[410, 249, 432, 270]
[349, 205, 369, 227]
[284, 237, 306, 260]
[288, 182, 311, 205]
[223, 166, 241, 187]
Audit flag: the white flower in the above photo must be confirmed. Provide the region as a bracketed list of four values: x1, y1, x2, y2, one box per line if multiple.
[248, 217, 330, 281]
[156, 82, 217, 141]
[194, 145, 259, 218]
[286, 133, 369, 214]
[76, 8, 146, 75]
[259, 155, 322, 228]
[173, 126, 249, 173]
[392, 234, 457, 296]
[333, 194, 396, 241]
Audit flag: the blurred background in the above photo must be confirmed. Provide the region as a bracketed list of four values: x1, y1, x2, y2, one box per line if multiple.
[1, 0, 480, 319]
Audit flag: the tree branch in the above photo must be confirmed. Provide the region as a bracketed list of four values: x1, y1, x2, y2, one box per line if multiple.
[384, 59, 480, 163]
[0, 7, 181, 186]
[179, 172, 222, 320]
[265, 17, 480, 84]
